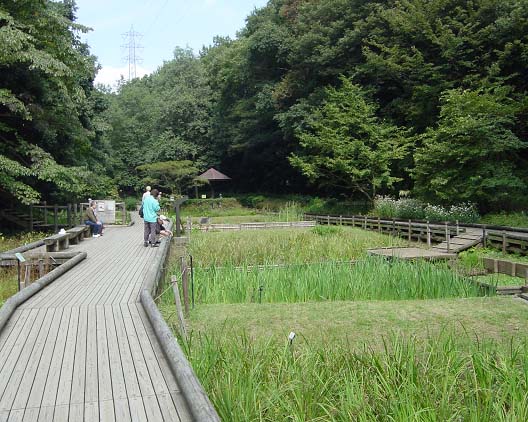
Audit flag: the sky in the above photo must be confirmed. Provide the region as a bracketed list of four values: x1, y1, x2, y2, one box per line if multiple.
[75, 0, 269, 87]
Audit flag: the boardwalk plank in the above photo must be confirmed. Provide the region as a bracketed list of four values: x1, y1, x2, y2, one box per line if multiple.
[0, 310, 35, 376]
[25, 308, 64, 410]
[11, 308, 59, 411]
[0, 309, 47, 411]
[67, 404, 83, 422]
[55, 307, 80, 407]
[21, 408, 39, 422]
[114, 399, 131, 422]
[100, 400, 116, 422]
[96, 306, 113, 403]
[70, 306, 88, 406]
[104, 306, 127, 402]
[112, 308, 142, 399]
[0, 218, 196, 421]
[85, 307, 99, 406]
[40, 307, 72, 407]
[36, 406, 54, 422]
[84, 402, 98, 422]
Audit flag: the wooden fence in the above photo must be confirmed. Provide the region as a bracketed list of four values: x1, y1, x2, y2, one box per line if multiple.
[305, 214, 460, 245]
[305, 213, 528, 255]
[193, 220, 316, 232]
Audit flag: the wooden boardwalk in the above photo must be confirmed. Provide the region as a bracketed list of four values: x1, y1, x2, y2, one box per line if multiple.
[0, 218, 192, 421]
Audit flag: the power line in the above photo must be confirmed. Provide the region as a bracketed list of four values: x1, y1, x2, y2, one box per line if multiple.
[121, 26, 143, 80]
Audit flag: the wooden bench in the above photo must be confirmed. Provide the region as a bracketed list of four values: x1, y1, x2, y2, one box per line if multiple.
[67, 226, 91, 245]
[44, 233, 70, 252]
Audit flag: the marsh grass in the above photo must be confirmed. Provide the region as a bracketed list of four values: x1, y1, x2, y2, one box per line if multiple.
[0, 268, 17, 307]
[181, 328, 528, 421]
[188, 226, 407, 267]
[192, 258, 490, 304]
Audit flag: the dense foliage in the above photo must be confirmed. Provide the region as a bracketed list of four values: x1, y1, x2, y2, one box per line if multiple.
[0, 0, 115, 204]
[2, 0, 528, 213]
[104, 0, 528, 211]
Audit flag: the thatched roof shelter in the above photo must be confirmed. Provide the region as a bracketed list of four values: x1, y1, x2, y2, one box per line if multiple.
[198, 168, 231, 181]
[198, 168, 231, 198]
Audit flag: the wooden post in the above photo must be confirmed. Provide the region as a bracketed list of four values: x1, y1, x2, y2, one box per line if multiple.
[427, 220, 431, 247]
[502, 231, 507, 253]
[29, 204, 33, 232]
[445, 222, 450, 252]
[352, 215, 355, 227]
[408, 220, 412, 242]
[53, 204, 58, 233]
[392, 219, 396, 236]
[39, 259, 44, 279]
[493, 259, 498, 274]
[363, 216, 367, 230]
[181, 257, 190, 315]
[171, 275, 188, 340]
[67, 203, 72, 228]
[378, 217, 381, 233]
[482, 227, 487, 248]
[327, 215, 330, 225]
[43, 201, 48, 226]
[455, 220, 460, 236]
[339, 215, 342, 225]
[122, 203, 126, 225]
[512, 262, 517, 277]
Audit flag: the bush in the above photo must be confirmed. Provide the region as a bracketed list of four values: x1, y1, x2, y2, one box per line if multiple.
[374, 197, 479, 223]
[123, 196, 139, 211]
[395, 198, 425, 220]
[372, 196, 399, 218]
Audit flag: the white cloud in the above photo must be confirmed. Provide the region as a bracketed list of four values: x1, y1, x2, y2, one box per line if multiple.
[94, 65, 151, 89]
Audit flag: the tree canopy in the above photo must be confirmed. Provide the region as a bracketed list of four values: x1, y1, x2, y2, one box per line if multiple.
[2, 0, 528, 212]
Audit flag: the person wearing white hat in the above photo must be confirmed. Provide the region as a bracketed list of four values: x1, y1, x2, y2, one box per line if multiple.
[142, 186, 151, 204]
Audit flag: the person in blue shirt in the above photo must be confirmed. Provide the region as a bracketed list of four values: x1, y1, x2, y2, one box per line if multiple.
[143, 188, 161, 247]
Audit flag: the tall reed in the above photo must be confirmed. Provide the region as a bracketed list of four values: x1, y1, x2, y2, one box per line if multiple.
[183, 329, 528, 421]
[193, 258, 490, 304]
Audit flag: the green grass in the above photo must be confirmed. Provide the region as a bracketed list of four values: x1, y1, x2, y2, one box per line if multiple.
[0, 268, 17, 307]
[159, 297, 528, 421]
[187, 226, 407, 267]
[159, 222, 528, 420]
[474, 273, 527, 287]
[459, 247, 528, 271]
[189, 258, 490, 304]
[480, 211, 528, 228]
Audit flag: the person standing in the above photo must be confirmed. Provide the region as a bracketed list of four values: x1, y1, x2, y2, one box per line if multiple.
[142, 186, 151, 204]
[143, 188, 160, 247]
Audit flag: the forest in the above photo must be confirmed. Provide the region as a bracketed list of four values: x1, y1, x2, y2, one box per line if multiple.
[1, 0, 528, 212]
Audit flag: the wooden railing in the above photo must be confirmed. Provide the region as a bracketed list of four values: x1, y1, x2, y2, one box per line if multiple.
[305, 213, 528, 255]
[305, 214, 461, 246]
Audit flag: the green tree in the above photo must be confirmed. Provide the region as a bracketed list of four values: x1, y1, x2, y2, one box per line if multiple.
[413, 87, 527, 210]
[136, 160, 199, 195]
[290, 77, 409, 200]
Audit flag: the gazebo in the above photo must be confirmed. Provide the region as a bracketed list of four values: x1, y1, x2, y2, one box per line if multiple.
[198, 168, 231, 198]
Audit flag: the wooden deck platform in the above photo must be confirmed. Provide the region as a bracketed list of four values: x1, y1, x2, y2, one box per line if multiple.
[368, 247, 456, 261]
[0, 217, 192, 421]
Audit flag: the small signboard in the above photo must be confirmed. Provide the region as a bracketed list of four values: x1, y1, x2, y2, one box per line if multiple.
[15, 253, 26, 263]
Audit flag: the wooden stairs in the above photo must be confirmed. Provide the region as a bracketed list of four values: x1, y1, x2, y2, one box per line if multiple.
[432, 228, 483, 253]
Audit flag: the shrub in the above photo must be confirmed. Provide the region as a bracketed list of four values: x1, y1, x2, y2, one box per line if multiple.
[396, 198, 425, 220]
[373, 196, 399, 218]
[123, 196, 138, 211]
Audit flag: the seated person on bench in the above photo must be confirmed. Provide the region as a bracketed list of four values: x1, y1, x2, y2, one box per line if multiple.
[84, 201, 103, 238]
